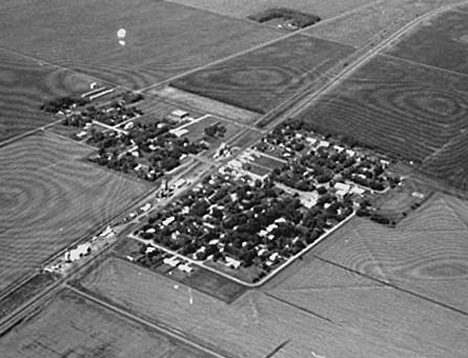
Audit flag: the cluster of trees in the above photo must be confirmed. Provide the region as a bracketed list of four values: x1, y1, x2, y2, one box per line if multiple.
[204, 123, 227, 138]
[248, 8, 320, 28]
[40, 96, 89, 113]
[90, 119, 207, 181]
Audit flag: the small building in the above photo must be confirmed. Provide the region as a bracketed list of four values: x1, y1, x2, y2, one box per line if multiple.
[163, 256, 180, 267]
[178, 263, 193, 273]
[123, 121, 134, 130]
[65, 243, 91, 262]
[225, 256, 241, 269]
[140, 203, 151, 212]
[167, 109, 189, 122]
[162, 216, 175, 227]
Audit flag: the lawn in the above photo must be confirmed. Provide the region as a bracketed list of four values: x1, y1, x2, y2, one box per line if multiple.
[0, 288, 214, 358]
[387, 9, 468, 76]
[294, 54, 468, 190]
[172, 34, 353, 114]
[79, 251, 468, 358]
[0, 0, 281, 90]
[0, 50, 95, 143]
[0, 131, 149, 295]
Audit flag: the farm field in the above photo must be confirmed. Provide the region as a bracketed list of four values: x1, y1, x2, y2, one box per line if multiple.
[303, 192, 468, 314]
[147, 87, 260, 125]
[172, 35, 353, 114]
[0, 288, 214, 358]
[0, 50, 95, 143]
[307, 0, 461, 48]
[166, 0, 375, 22]
[0, 131, 149, 295]
[294, 54, 468, 190]
[0, 0, 281, 90]
[78, 255, 467, 358]
[387, 10, 468, 76]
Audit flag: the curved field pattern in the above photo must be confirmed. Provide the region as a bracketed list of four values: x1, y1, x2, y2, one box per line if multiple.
[172, 35, 353, 114]
[0, 132, 149, 294]
[387, 10, 468, 76]
[312, 194, 468, 312]
[0, 50, 94, 143]
[296, 55, 468, 189]
[0, 0, 281, 90]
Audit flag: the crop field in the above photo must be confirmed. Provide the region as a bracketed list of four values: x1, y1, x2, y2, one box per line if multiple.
[387, 10, 468, 76]
[307, 0, 460, 48]
[148, 87, 260, 125]
[166, 0, 375, 21]
[0, 50, 95, 143]
[0, 131, 149, 295]
[0, 0, 281, 90]
[77, 255, 466, 358]
[0, 288, 213, 358]
[304, 193, 468, 314]
[295, 54, 468, 190]
[172, 35, 353, 114]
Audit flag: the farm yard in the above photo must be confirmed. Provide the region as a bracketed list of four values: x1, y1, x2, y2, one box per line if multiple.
[0, 288, 214, 358]
[78, 250, 468, 358]
[294, 54, 468, 191]
[387, 10, 468, 76]
[0, 50, 95, 143]
[147, 87, 260, 125]
[0, 131, 149, 295]
[166, 0, 376, 22]
[0, 0, 281, 90]
[307, 0, 462, 48]
[172, 35, 353, 114]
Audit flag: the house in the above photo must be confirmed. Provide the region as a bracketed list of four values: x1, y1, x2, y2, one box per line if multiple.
[163, 256, 180, 267]
[167, 109, 189, 122]
[335, 182, 351, 200]
[178, 263, 193, 273]
[123, 121, 134, 130]
[140, 203, 151, 212]
[65, 243, 91, 262]
[225, 256, 241, 269]
[162, 216, 175, 227]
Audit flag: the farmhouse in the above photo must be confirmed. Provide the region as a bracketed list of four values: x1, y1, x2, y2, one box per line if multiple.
[65, 243, 91, 262]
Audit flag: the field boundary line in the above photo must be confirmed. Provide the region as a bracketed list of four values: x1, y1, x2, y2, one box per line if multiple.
[312, 256, 468, 318]
[67, 285, 234, 358]
[263, 292, 339, 325]
[380, 53, 468, 81]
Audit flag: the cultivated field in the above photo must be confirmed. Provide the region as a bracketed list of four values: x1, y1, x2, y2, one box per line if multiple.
[0, 0, 281, 90]
[295, 54, 468, 190]
[0, 132, 149, 295]
[0, 50, 95, 143]
[302, 193, 468, 313]
[0, 288, 213, 358]
[166, 0, 375, 21]
[78, 254, 468, 358]
[307, 0, 462, 48]
[387, 9, 468, 76]
[172, 35, 353, 114]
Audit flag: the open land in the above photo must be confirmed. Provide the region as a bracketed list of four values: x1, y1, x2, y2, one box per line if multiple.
[294, 54, 468, 191]
[0, 131, 149, 294]
[79, 249, 468, 358]
[0, 50, 95, 143]
[387, 10, 468, 76]
[307, 0, 462, 48]
[147, 87, 260, 125]
[0, 0, 281, 90]
[0, 288, 214, 358]
[166, 0, 375, 22]
[172, 35, 353, 114]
